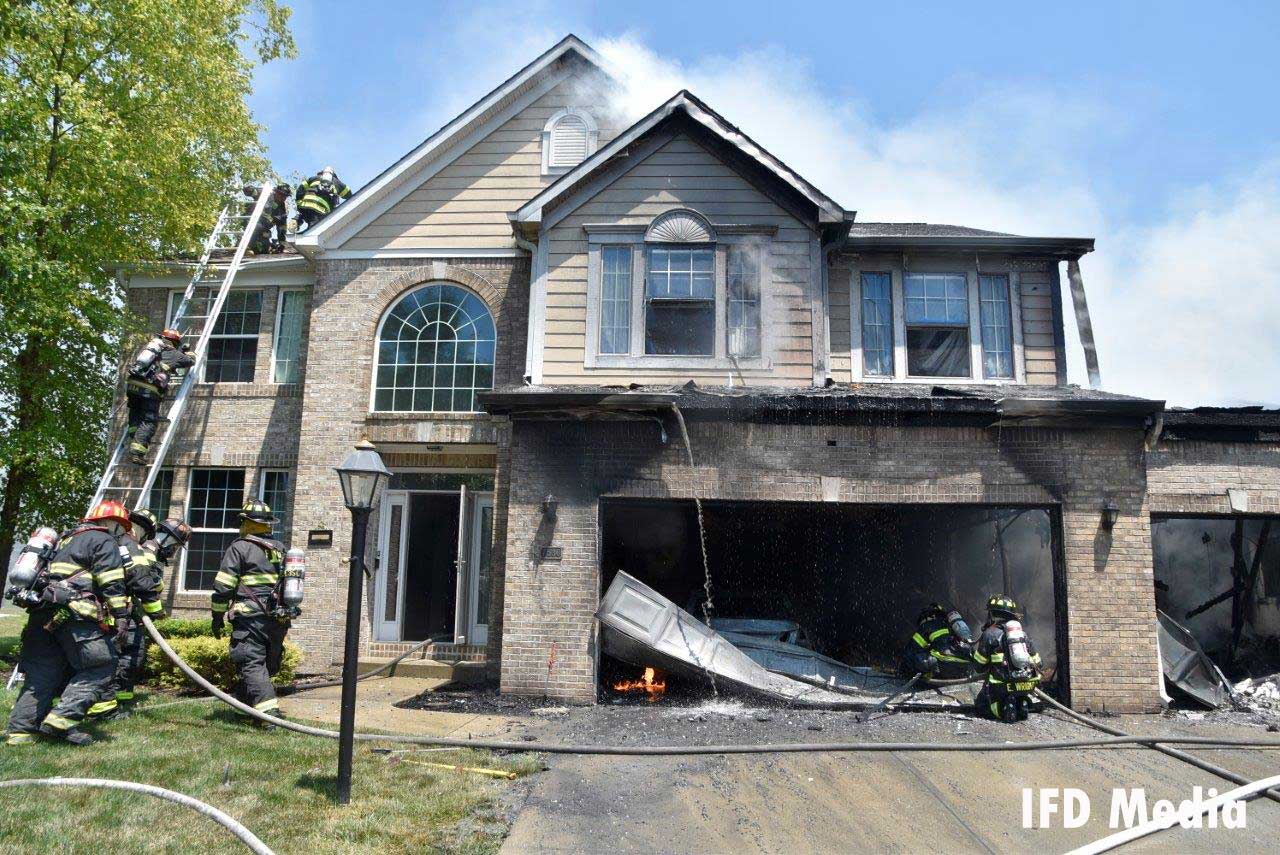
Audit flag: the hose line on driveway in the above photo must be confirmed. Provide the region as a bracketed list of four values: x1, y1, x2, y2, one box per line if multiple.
[142, 617, 1280, 756]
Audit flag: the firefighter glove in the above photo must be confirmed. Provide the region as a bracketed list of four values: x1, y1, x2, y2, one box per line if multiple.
[211, 612, 224, 639]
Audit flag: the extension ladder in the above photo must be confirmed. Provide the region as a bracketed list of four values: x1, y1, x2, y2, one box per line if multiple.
[86, 181, 276, 514]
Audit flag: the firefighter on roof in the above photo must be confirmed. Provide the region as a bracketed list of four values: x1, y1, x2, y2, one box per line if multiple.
[211, 500, 293, 725]
[973, 594, 1043, 722]
[242, 183, 291, 254]
[294, 166, 351, 231]
[125, 328, 195, 464]
[4, 501, 133, 746]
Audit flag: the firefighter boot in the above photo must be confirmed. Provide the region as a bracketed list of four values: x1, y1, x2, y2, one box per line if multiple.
[1016, 696, 1032, 721]
[128, 441, 148, 465]
[39, 723, 95, 746]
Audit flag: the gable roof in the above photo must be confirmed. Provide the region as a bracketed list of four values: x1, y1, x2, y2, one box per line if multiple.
[293, 34, 602, 253]
[512, 90, 851, 234]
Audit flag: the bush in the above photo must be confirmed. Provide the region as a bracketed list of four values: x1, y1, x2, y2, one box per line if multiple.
[152, 616, 215, 638]
[144, 634, 301, 692]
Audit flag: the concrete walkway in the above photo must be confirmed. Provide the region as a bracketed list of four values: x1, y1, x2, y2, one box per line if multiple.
[279, 676, 521, 738]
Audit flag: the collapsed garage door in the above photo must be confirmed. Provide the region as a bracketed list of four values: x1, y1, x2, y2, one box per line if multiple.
[600, 499, 1064, 683]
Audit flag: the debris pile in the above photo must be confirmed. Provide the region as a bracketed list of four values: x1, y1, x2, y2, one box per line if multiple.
[1231, 674, 1280, 729]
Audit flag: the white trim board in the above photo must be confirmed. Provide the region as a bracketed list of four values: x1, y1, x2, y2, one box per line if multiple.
[320, 248, 526, 260]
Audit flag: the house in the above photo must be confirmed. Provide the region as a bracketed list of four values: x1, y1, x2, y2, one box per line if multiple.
[121, 36, 1280, 713]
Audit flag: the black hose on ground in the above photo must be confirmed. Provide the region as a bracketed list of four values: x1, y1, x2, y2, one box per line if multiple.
[278, 635, 435, 696]
[0, 777, 274, 855]
[142, 617, 1280, 756]
[1034, 688, 1280, 805]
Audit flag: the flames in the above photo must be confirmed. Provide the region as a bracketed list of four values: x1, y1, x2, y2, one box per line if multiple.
[612, 667, 667, 701]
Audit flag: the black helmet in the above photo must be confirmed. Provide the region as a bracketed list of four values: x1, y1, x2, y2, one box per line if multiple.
[274, 183, 291, 196]
[155, 518, 192, 551]
[917, 602, 947, 624]
[239, 500, 279, 525]
[129, 508, 158, 541]
[986, 595, 1020, 621]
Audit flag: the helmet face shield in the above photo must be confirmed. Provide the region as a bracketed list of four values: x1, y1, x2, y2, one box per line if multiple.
[155, 519, 191, 552]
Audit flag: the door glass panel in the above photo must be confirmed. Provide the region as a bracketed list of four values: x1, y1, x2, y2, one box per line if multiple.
[383, 503, 403, 622]
[476, 504, 494, 625]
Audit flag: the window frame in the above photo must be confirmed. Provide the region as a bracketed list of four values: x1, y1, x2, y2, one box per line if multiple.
[584, 223, 773, 370]
[271, 288, 306, 384]
[257, 468, 293, 545]
[848, 259, 1025, 384]
[179, 467, 247, 594]
[541, 108, 599, 175]
[166, 288, 264, 384]
[368, 281, 497, 415]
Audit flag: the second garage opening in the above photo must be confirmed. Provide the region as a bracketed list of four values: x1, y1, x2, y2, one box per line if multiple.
[599, 498, 1064, 687]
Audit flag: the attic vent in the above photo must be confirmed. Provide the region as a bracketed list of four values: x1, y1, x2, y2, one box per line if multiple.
[646, 209, 715, 244]
[543, 109, 598, 172]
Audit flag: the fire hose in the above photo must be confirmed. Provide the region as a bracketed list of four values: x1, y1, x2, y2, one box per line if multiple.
[0, 777, 274, 855]
[141, 617, 1280, 756]
[279, 634, 436, 695]
[1035, 688, 1280, 805]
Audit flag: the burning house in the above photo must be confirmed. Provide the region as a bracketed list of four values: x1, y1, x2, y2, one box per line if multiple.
[119, 36, 1280, 714]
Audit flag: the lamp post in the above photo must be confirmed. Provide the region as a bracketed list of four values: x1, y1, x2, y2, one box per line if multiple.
[333, 438, 391, 805]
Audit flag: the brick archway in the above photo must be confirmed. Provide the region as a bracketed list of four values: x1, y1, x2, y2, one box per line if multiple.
[370, 263, 502, 326]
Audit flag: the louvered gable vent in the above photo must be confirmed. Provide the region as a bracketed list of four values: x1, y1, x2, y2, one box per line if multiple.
[549, 114, 589, 167]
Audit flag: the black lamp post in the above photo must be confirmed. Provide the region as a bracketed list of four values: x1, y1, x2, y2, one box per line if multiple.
[333, 438, 391, 805]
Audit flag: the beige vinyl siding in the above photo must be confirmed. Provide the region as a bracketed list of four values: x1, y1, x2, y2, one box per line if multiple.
[1019, 267, 1059, 385]
[827, 255, 853, 381]
[541, 134, 818, 386]
[344, 77, 618, 251]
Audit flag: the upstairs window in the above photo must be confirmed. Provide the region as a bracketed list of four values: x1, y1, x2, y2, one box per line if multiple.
[645, 247, 715, 355]
[599, 246, 632, 355]
[904, 273, 970, 377]
[979, 274, 1015, 379]
[272, 289, 306, 383]
[860, 272, 893, 377]
[542, 108, 598, 173]
[167, 289, 262, 382]
[726, 246, 761, 358]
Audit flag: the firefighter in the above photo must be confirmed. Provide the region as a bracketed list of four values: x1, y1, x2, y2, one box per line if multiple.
[903, 602, 976, 681]
[4, 501, 133, 746]
[294, 166, 351, 231]
[211, 500, 290, 725]
[125, 329, 195, 464]
[242, 183, 291, 254]
[973, 595, 1043, 722]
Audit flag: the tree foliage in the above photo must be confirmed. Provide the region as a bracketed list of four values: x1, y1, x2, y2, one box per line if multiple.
[0, 0, 294, 562]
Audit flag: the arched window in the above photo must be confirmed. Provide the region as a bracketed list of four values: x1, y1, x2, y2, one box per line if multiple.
[542, 108, 598, 172]
[373, 283, 496, 412]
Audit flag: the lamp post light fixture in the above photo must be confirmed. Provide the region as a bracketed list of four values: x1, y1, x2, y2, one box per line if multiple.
[333, 438, 391, 805]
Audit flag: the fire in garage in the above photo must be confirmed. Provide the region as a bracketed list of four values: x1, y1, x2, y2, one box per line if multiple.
[598, 498, 1064, 696]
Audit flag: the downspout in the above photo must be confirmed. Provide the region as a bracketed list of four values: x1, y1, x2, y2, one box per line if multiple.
[1065, 256, 1102, 389]
[514, 232, 538, 384]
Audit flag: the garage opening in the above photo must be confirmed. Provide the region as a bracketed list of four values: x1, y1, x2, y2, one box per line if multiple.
[1152, 515, 1280, 678]
[599, 499, 1064, 695]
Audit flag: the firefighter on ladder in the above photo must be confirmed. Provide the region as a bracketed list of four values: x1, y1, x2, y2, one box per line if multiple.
[242, 183, 291, 254]
[88, 510, 191, 721]
[294, 166, 351, 231]
[973, 595, 1043, 722]
[125, 329, 195, 464]
[4, 501, 133, 746]
[211, 500, 291, 726]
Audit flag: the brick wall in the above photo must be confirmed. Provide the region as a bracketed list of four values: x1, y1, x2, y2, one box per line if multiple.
[500, 417, 1162, 712]
[1147, 439, 1280, 515]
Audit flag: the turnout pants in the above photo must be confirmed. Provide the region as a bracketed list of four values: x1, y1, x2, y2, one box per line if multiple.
[229, 614, 288, 715]
[6, 613, 118, 736]
[295, 207, 324, 230]
[976, 680, 1032, 722]
[110, 617, 146, 702]
[126, 391, 162, 451]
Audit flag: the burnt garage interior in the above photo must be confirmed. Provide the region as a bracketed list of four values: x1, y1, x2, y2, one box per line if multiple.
[599, 498, 1066, 694]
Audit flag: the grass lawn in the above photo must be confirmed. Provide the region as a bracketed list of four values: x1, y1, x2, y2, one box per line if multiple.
[0, 610, 540, 854]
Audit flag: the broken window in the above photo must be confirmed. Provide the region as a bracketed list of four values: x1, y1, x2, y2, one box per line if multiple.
[860, 272, 893, 376]
[905, 273, 970, 377]
[644, 247, 715, 355]
[979, 274, 1014, 379]
[599, 245, 632, 354]
[726, 245, 761, 357]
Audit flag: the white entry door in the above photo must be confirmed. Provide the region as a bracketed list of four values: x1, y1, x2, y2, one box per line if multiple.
[374, 491, 409, 641]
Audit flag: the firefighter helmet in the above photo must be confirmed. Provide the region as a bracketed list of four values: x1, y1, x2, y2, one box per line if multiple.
[239, 500, 279, 525]
[274, 182, 291, 196]
[155, 518, 192, 550]
[129, 507, 158, 540]
[917, 602, 947, 624]
[160, 328, 183, 345]
[85, 500, 132, 529]
[986, 595, 1020, 621]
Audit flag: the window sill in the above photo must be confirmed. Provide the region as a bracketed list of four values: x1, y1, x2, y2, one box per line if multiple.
[190, 382, 302, 398]
[366, 411, 491, 421]
[587, 354, 772, 371]
[853, 375, 1023, 385]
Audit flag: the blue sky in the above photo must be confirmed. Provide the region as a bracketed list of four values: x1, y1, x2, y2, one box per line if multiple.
[249, 1, 1280, 405]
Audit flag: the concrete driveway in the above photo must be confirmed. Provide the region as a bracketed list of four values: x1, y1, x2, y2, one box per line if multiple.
[499, 708, 1280, 854]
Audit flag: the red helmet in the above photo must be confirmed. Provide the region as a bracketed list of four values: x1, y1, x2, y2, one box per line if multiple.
[160, 328, 183, 344]
[85, 499, 132, 529]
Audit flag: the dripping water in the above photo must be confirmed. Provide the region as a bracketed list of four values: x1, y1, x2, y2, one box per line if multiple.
[670, 403, 718, 695]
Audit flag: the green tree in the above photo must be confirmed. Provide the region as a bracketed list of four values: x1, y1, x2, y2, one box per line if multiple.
[0, 0, 294, 566]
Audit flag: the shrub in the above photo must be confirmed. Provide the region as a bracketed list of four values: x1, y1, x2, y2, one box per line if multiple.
[144, 634, 301, 692]
[152, 616, 215, 638]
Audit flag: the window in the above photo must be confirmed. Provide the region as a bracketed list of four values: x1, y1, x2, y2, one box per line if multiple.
[599, 246, 632, 354]
[904, 273, 970, 377]
[272, 290, 306, 383]
[184, 469, 245, 591]
[373, 283, 496, 412]
[144, 469, 174, 521]
[542, 108, 598, 172]
[170, 290, 262, 382]
[979, 274, 1014, 379]
[727, 246, 761, 358]
[645, 247, 715, 355]
[258, 470, 292, 545]
[860, 272, 893, 377]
